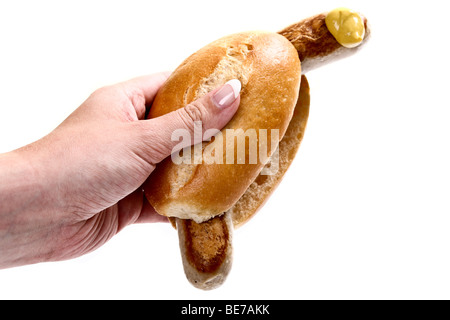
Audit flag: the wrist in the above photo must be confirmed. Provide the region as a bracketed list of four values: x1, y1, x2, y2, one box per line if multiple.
[0, 148, 58, 268]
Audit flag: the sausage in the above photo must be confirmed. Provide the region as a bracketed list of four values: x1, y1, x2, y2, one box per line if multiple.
[279, 11, 370, 73]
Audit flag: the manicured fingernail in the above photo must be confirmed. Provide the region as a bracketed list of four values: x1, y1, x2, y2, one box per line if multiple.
[212, 79, 241, 109]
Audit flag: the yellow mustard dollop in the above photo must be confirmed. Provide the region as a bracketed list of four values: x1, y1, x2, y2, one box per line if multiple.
[325, 7, 365, 48]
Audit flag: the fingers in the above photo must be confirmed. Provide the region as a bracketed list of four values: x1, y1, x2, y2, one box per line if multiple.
[136, 196, 169, 224]
[118, 71, 172, 120]
[123, 71, 172, 102]
[138, 79, 241, 165]
[117, 189, 168, 231]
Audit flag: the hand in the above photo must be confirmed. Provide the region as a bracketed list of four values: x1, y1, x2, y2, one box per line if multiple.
[0, 72, 240, 268]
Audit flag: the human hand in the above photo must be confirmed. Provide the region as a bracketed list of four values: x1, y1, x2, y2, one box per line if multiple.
[0, 72, 240, 268]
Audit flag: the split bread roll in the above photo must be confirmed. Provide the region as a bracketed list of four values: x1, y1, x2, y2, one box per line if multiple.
[145, 31, 302, 224]
[143, 8, 369, 289]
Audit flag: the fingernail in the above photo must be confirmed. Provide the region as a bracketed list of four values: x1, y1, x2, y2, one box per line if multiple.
[212, 79, 241, 109]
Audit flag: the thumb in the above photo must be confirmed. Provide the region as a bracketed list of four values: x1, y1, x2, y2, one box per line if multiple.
[141, 79, 241, 164]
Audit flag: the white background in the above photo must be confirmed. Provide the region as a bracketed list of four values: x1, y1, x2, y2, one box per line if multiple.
[1, 0, 449, 299]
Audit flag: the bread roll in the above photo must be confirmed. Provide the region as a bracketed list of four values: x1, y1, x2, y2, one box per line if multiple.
[144, 31, 301, 223]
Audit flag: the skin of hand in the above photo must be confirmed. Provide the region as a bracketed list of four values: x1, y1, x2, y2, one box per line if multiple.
[0, 72, 240, 269]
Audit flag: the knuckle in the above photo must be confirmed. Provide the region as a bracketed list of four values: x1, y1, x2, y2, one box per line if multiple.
[183, 101, 207, 123]
[120, 83, 145, 108]
[92, 85, 114, 97]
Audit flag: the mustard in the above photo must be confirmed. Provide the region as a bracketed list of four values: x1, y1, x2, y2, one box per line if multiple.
[325, 7, 365, 48]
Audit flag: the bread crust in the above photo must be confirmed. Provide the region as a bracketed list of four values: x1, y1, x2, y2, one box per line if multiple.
[144, 31, 301, 223]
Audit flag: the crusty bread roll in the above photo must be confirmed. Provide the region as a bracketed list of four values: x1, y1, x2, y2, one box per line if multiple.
[144, 31, 301, 224]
